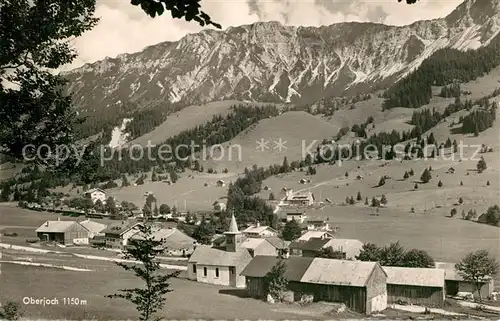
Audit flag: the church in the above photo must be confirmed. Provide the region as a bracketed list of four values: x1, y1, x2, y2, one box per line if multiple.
[187, 213, 253, 288]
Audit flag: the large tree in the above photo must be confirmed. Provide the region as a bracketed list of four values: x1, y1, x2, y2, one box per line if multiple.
[281, 219, 302, 241]
[455, 250, 498, 302]
[107, 224, 179, 320]
[0, 0, 98, 168]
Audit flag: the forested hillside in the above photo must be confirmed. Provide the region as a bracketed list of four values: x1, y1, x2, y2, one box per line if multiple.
[382, 33, 500, 109]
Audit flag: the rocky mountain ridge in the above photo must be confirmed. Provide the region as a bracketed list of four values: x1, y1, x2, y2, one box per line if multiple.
[64, 0, 500, 111]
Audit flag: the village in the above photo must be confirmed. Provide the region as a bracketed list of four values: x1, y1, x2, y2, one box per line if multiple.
[1, 179, 499, 319]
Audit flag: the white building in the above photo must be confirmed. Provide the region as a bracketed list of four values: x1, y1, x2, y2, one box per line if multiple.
[286, 192, 314, 206]
[79, 219, 107, 238]
[242, 223, 278, 238]
[286, 210, 307, 223]
[83, 188, 107, 204]
[297, 230, 334, 242]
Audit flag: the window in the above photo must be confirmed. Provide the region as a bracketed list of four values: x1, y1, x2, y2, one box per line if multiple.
[215, 268, 219, 278]
[193, 264, 197, 274]
[229, 267, 235, 275]
[203, 267, 207, 277]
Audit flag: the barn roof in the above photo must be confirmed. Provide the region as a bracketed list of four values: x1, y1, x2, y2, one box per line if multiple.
[290, 238, 330, 251]
[301, 259, 382, 287]
[131, 228, 196, 250]
[102, 221, 142, 236]
[35, 220, 84, 233]
[83, 188, 106, 195]
[383, 266, 445, 287]
[242, 225, 276, 234]
[188, 245, 251, 266]
[240, 256, 314, 281]
[298, 231, 333, 242]
[79, 219, 107, 234]
[264, 237, 288, 249]
[241, 238, 267, 250]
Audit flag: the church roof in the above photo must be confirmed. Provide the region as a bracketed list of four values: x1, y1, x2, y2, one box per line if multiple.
[225, 212, 240, 234]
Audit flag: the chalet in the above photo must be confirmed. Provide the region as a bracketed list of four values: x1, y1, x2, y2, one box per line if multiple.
[299, 178, 311, 184]
[78, 219, 107, 238]
[356, 175, 363, 180]
[435, 262, 495, 298]
[129, 227, 196, 256]
[289, 238, 362, 259]
[35, 219, 90, 245]
[187, 214, 253, 288]
[297, 230, 334, 242]
[241, 238, 281, 258]
[241, 257, 388, 314]
[216, 179, 226, 187]
[447, 167, 455, 174]
[289, 238, 330, 257]
[102, 221, 143, 248]
[286, 210, 307, 223]
[384, 266, 445, 307]
[286, 192, 314, 206]
[306, 219, 330, 231]
[83, 188, 107, 204]
[242, 223, 278, 238]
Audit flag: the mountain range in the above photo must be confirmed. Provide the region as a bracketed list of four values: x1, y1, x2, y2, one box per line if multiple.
[64, 0, 500, 111]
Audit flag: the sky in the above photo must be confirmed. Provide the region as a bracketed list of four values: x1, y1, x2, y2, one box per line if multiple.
[68, 0, 464, 70]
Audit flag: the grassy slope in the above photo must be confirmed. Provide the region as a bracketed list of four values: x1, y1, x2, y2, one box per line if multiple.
[127, 100, 273, 147]
[199, 111, 337, 172]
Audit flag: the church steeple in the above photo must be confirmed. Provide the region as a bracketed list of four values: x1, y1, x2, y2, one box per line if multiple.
[224, 212, 243, 252]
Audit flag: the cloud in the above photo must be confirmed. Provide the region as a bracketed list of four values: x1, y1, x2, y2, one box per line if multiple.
[67, 0, 462, 70]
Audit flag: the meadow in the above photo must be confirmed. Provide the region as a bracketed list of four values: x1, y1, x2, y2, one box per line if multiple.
[0, 264, 315, 320]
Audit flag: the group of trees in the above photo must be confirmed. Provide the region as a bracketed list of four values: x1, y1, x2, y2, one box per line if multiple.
[356, 242, 435, 268]
[461, 104, 497, 136]
[382, 32, 500, 109]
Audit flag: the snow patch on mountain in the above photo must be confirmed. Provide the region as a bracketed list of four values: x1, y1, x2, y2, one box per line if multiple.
[109, 118, 133, 148]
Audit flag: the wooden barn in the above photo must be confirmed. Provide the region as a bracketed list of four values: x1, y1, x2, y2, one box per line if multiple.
[35, 219, 90, 245]
[241, 256, 388, 314]
[383, 266, 445, 307]
[435, 262, 495, 298]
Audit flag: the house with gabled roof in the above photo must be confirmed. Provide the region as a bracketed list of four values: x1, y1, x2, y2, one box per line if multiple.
[435, 262, 495, 298]
[297, 230, 334, 242]
[83, 188, 107, 204]
[241, 257, 388, 314]
[383, 266, 445, 307]
[78, 219, 107, 238]
[35, 219, 90, 245]
[102, 221, 143, 248]
[187, 213, 253, 288]
[242, 223, 278, 238]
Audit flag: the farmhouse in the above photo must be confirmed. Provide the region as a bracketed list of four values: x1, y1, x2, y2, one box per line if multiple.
[83, 188, 107, 204]
[435, 262, 495, 298]
[241, 238, 281, 257]
[286, 192, 314, 206]
[35, 219, 90, 245]
[286, 210, 307, 223]
[129, 227, 196, 256]
[306, 219, 330, 231]
[187, 213, 253, 288]
[216, 179, 226, 187]
[297, 230, 334, 242]
[241, 257, 388, 314]
[78, 219, 107, 238]
[289, 238, 330, 257]
[289, 238, 362, 259]
[383, 266, 445, 307]
[102, 221, 143, 248]
[242, 223, 278, 238]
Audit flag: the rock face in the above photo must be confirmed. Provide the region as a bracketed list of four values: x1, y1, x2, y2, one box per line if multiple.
[64, 0, 500, 110]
